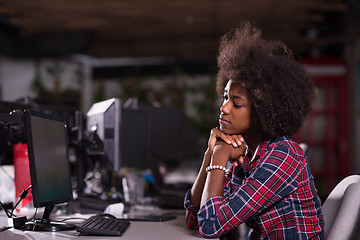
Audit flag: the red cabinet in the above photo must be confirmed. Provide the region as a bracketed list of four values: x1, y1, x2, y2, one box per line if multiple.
[295, 56, 348, 198]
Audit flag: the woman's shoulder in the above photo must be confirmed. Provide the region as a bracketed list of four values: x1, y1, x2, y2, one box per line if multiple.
[265, 136, 305, 158]
[256, 136, 306, 173]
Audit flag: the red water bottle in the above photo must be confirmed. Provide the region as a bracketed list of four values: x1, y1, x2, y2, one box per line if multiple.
[13, 143, 33, 211]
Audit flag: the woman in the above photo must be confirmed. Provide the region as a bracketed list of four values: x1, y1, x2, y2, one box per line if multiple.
[184, 23, 326, 239]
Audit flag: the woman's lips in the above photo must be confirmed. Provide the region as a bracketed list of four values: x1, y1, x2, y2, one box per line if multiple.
[219, 117, 230, 126]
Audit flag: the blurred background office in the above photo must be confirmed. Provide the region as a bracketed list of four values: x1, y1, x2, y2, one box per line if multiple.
[0, 0, 359, 203]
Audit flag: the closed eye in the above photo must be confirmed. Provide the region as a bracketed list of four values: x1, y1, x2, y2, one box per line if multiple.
[233, 102, 243, 108]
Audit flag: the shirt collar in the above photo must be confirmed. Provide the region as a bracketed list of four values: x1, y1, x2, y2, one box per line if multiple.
[246, 141, 269, 163]
[250, 144, 259, 162]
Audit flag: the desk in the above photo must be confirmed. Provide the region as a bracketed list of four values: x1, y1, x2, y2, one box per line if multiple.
[0, 212, 204, 240]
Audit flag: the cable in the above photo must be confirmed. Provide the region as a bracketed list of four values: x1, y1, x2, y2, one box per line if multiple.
[31, 208, 38, 222]
[58, 217, 88, 222]
[0, 201, 12, 218]
[10, 185, 32, 218]
[0, 186, 32, 230]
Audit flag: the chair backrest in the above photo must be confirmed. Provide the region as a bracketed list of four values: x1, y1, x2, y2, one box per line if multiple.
[299, 143, 309, 156]
[321, 175, 360, 240]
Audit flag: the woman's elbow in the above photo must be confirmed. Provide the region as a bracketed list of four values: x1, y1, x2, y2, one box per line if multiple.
[198, 219, 224, 238]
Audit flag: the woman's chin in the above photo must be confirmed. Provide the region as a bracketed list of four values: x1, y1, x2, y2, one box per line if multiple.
[220, 127, 244, 136]
[219, 125, 227, 132]
[220, 127, 236, 135]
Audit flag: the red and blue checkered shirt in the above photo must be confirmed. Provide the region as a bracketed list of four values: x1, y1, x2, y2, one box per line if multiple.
[184, 136, 326, 239]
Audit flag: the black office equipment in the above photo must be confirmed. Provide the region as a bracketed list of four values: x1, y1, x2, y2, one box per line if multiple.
[122, 213, 176, 222]
[0, 100, 30, 114]
[23, 110, 75, 231]
[0, 226, 11, 232]
[138, 104, 184, 165]
[120, 108, 150, 169]
[86, 98, 150, 171]
[86, 98, 122, 171]
[76, 214, 130, 236]
[0, 101, 29, 165]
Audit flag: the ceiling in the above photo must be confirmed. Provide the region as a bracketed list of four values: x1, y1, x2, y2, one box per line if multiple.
[0, 0, 358, 60]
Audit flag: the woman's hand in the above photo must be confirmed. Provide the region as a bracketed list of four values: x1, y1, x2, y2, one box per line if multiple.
[212, 140, 247, 167]
[206, 127, 246, 167]
[206, 127, 244, 155]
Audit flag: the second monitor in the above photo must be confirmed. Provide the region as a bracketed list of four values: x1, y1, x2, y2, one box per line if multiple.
[86, 99, 150, 170]
[86, 98, 184, 171]
[120, 108, 150, 169]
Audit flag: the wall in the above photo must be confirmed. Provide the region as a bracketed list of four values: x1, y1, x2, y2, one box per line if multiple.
[0, 56, 81, 103]
[0, 57, 36, 101]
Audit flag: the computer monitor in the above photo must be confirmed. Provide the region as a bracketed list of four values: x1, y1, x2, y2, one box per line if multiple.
[120, 108, 150, 169]
[86, 98, 121, 171]
[138, 104, 184, 164]
[23, 110, 75, 231]
[86, 99, 150, 171]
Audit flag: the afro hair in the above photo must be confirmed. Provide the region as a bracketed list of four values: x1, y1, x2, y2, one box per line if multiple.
[216, 23, 316, 139]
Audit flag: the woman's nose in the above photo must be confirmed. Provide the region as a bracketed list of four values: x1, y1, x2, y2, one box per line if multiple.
[220, 100, 231, 114]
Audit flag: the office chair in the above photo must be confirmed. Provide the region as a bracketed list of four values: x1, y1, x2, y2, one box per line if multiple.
[321, 175, 360, 240]
[299, 143, 309, 156]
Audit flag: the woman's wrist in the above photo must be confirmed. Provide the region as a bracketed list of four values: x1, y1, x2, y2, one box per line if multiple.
[210, 150, 230, 167]
[205, 164, 229, 174]
[198, 151, 211, 173]
[204, 148, 213, 158]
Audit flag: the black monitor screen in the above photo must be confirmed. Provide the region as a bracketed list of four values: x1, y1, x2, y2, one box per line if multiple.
[24, 110, 73, 208]
[120, 109, 150, 169]
[138, 104, 184, 164]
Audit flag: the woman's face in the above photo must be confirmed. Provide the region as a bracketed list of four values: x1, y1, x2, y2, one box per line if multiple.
[219, 80, 252, 135]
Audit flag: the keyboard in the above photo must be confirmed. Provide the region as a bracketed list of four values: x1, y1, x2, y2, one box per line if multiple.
[76, 215, 131, 236]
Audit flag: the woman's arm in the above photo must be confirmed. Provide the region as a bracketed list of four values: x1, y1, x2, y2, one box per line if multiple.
[190, 128, 244, 209]
[200, 141, 245, 207]
[189, 151, 212, 209]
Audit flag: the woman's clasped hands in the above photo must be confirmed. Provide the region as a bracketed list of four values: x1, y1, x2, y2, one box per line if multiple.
[207, 127, 247, 167]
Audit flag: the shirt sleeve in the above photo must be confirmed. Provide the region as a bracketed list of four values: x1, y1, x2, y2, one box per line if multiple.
[184, 189, 199, 229]
[197, 143, 303, 238]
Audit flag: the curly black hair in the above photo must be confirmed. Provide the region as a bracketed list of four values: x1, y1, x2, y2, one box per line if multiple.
[216, 23, 316, 139]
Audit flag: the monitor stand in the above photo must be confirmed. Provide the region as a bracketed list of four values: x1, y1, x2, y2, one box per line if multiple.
[24, 205, 76, 231]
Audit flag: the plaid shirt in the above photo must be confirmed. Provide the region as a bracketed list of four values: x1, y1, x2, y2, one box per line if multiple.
[184, 136, 326, 239]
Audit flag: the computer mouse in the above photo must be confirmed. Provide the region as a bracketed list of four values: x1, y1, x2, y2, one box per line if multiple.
[104, 203, 124, 218]
[96, 213, 116, 219]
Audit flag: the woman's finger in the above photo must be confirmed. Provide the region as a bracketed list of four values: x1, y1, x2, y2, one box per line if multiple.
[213, 128, 246, 148]
[225, 134, 244, 148]
[212, 128, 235, 146]
[232, 135, 245, 146]
[207, 128, 220, 154]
